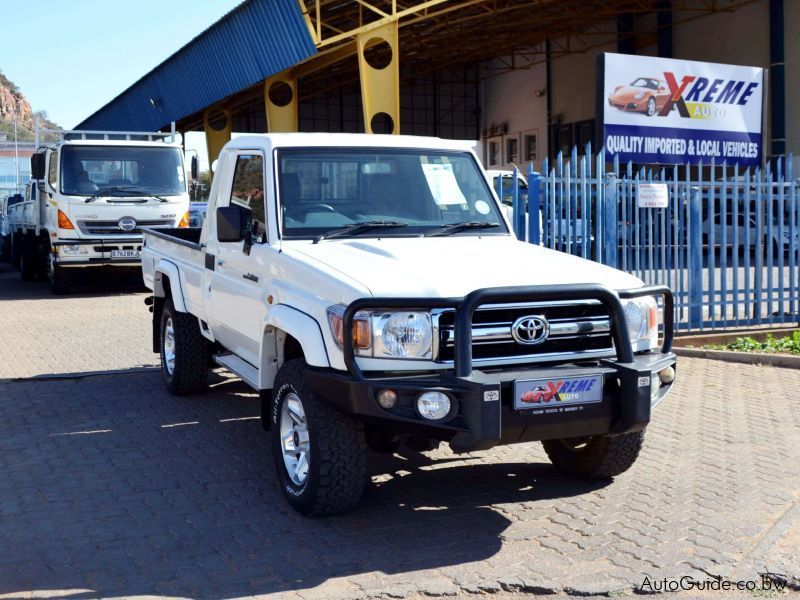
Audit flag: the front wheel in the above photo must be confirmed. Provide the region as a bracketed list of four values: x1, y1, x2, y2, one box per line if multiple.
[159, 299, 210, 395]
[270, 359, 367, 516]
[542, 430, 645, 479]
[48, 254, 71, 295]
[645, 96, 656, 116]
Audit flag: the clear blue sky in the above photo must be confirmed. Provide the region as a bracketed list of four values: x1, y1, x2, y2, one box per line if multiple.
[1, 0, 241, 129]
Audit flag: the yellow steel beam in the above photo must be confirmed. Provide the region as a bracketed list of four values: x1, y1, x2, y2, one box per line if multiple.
[203, 106, 232, 168]
[313, 0, 447, 48]
[264, 75, 299, 132]
[357, 21, 400, 134]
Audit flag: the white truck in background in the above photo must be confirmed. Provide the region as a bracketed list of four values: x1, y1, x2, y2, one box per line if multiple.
[8, 122, 192, 293]
[140, 133, 677, 517]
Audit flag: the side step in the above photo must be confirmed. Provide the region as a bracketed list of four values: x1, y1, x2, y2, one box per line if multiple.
[213, 353, 260, 390]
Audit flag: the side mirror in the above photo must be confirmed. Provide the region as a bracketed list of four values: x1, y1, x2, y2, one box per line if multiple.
[30, 154, 46, 180]
[190, 156, 198, 180]
[216, 205, 252, 243]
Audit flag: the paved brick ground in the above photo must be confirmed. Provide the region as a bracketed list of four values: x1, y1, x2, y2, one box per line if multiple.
[0, 263, 157, 379]
[0, 260, 798, 598]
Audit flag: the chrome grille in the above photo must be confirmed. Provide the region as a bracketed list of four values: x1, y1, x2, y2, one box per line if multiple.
[435, 300, 615, 366]
[77, 219, 173, 236]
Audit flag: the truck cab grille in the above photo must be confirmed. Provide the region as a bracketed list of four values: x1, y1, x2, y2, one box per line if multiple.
[77, 219, 173, 236]
[435, 300, 615, 366]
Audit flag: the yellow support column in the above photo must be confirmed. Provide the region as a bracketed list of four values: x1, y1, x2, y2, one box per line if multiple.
[203, 106, 232, 169]
[357, 22, 400, 134]
[264, 75, 299, 132]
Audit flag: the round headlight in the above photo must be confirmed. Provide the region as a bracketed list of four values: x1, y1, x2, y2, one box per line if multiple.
[624, 299, 647, 341]
[417, 391, 451, 420]
[376, 312, 432, 358]
[635, 91, 644, 99]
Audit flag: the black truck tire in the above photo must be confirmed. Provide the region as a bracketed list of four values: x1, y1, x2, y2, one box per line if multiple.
[50, 265, 71, 295]
[270, 359, 367, 516]
[542, 429, 645, 479]
[48, 253, 71, 295]
[159, 299, 210, 395]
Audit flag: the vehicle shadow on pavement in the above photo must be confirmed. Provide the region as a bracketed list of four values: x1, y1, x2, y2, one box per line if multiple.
[0, 370, 609, 599]
[0, 262, 148, 300]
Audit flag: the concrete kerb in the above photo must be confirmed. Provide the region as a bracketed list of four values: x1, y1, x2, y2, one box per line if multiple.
[673, 347, 800, 369]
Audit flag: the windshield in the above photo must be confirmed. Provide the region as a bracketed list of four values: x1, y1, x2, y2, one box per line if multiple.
[630, 78, 658, 90]
[278, 148, 507, 239]
[60, 145, 186, 197]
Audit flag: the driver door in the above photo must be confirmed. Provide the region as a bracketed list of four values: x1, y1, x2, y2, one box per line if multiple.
[209, 151, 268, 365]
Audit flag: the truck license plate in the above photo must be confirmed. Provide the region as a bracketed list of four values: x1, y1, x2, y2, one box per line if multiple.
[111, 249, 139, 259]
[514, 374, 603, 411]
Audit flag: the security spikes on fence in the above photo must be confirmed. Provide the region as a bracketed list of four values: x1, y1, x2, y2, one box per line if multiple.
[504, 144, 800, 331]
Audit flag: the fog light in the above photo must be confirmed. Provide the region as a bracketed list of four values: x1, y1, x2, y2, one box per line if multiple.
[377, 389, 398, 410]
[658, 366, 675, 384]
[416, 391, 451, 421]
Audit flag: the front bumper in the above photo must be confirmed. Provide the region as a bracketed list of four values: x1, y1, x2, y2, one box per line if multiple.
[53, 238, 143, 267]
[312, 284, 676, 453]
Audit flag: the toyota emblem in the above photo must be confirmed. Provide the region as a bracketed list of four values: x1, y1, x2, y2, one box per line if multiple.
[511, 315, 550, 345]
[118, 218, 137, 232]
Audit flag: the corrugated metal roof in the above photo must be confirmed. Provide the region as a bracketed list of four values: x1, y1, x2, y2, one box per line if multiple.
[77, 0, 316, 132]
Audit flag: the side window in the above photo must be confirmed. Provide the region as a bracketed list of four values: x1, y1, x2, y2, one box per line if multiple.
[230, 154, 266, 243]
[48, 152, 58, 187]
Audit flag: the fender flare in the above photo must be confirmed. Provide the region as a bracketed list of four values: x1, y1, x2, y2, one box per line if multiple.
[268, 304, 330, 368]
[153, 259, 187, 313]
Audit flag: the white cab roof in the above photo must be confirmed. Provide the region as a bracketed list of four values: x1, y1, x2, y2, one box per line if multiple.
[226, 133, 477, 153]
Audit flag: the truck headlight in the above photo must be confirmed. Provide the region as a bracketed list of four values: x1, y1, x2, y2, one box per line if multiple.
[621, 296, 659, 352]
[373, 312, 433, 359]
[58, 245, 88, 255]
[326, 306, 433, 359]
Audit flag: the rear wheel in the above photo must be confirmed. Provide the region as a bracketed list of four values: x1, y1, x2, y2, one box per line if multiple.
[270, 359, 367, 516]
[542, 430, 645, 479]
[19, 239, 36, 281]
[159, 299, 210, 395]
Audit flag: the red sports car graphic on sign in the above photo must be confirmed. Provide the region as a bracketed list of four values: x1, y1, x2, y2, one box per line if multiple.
[520, 383, 560, 404]
[608, 77, 671, 116]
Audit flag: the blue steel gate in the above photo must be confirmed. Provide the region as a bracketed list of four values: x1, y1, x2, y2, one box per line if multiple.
[496, 144, 800, 331]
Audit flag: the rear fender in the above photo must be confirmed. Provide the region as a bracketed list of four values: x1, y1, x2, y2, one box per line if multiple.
[153, 260, 187, 312]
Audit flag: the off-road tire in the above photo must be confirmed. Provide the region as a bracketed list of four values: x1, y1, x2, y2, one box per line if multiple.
[270, 359, 367, 516]
[542, 429, 645, 479]
[159, 299, 210, 395]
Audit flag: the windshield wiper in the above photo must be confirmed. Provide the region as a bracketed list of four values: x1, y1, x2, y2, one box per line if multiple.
[313, 221, 408, 244]
[84, 186, 169, 203]
[424, 221, 500, 237]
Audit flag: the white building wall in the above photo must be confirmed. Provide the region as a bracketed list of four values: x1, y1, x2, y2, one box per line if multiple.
[479, 55, 547, 171]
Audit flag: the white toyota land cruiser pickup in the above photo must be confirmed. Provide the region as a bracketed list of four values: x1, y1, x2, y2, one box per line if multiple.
[141, 133, 676, 516]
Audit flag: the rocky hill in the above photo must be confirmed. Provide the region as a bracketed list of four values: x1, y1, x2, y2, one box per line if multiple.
[0, 69, 59, 141]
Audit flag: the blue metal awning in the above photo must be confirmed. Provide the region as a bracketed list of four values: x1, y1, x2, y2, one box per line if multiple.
[77, 0, 316, 132]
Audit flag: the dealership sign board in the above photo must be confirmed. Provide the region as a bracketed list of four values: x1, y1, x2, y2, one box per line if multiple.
[599, 53, 764, 167]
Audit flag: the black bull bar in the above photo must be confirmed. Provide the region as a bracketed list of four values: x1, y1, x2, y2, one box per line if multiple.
[342, 284, 674, 380]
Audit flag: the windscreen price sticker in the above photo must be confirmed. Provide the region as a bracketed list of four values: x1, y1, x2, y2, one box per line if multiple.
[637, 183, 669, 208]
